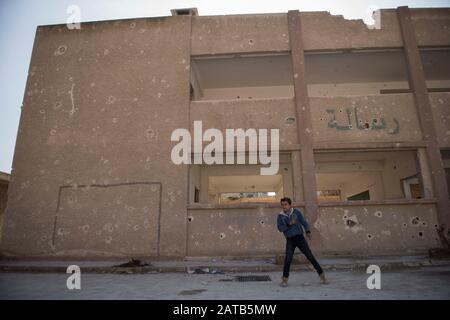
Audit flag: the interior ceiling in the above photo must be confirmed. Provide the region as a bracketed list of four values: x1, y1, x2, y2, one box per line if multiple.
[305, 50, 410, 84]
[209, 175, 283, 192]
[316, 171, 377, 187]
[191, 48, 450, 90]
[192, 54, 294, 89]
[420, 49, 450, 80]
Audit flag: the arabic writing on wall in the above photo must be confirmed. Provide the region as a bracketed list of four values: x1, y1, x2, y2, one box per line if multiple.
[326, 107, 400, 134]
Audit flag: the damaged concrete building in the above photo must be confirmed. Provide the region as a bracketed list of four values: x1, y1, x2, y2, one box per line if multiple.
[1, 6, 450, 259]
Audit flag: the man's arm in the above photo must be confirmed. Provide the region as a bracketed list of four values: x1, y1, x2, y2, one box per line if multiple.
[277, 215, 289, 233]
[296, 210, 311, 233]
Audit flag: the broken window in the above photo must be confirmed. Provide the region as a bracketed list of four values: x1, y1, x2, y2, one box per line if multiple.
[420, 47, 450, 92]
[305, 49, 410, 97]
[401, 174, 422, 199]
[317, 189, 341, 201]
[189, 153, 294, 204]
[314, 150, 427, 202]
[190, 53, 294, 101]
[219, 191, 277, 204]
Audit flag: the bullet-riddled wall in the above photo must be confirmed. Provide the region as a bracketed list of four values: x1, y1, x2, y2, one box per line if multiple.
[1, 16, 192, 257]
[1, 8, 449, 258]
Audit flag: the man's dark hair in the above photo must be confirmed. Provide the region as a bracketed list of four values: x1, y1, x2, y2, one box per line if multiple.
[280, 197, 292, 205]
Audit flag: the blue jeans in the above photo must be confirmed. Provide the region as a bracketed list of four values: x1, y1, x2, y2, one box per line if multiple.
[283, 234, 323, 278]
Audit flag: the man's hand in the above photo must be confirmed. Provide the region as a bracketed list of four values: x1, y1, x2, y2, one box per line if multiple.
[306, 231, 312, 241]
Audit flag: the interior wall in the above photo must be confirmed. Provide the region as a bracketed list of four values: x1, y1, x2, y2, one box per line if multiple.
[200, 85, 294, 100]
[308, 81, 410, 97]
[315, 151, 420, 201]
[382, 151, 418, 199]
[341, 172, 385, 200]
[195, 156, 293, 204]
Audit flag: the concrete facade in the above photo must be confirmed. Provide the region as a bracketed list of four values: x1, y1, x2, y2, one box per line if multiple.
[0, 172, 10, 248]
[1, 7, 449, 258]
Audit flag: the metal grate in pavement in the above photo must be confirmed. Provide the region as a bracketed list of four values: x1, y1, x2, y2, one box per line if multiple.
[235, 275, 271, 282]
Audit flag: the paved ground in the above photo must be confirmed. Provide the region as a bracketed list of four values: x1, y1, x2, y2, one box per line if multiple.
[1, 266, 449, 299]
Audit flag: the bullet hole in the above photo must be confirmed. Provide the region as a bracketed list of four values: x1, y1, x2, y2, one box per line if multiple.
[106, 96, 116, 104]
[188, 216, 193, 223]
[237, 95, 240, 99]
[375, 211, 382, 218]
[364, 122, 370, 129]
[418, 231, 424, 238]
[367, 234, 373, 240]
[434, 224, 438, 228]
[403, 223, 407, 227]
[411, 217, 420, 225]
[393, 165, 397, 170]
[346, 219, 357, 227]
[53, 101, 62, 110]
[343, 215, 348, 220]
[285, 116, 296, 124]
[260, 220, 265, 225]
[54, 45, 67, 56]
[422, 222, 427, 227]
[248, 39, 254, 45]
[145, 128, 156, 139]
[219, 233, 226, 240]
[68, 196, 74, 203]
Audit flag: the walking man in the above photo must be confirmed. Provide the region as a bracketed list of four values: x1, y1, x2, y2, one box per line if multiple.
[277, 197, 329, 287]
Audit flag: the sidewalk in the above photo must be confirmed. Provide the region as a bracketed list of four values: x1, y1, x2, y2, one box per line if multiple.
[1, 255, 450, 274]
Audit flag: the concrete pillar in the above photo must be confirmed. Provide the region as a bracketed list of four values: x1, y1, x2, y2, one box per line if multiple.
[291, 150, 304, 203]
[287, 11, 322, 252]
[397, 6, 450, 229]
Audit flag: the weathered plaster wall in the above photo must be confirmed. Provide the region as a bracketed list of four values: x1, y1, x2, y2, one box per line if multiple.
[190, 98, 298, 149]
[2, 8, 449, 259]
[0, 182, 8, 247]
[186, 206, 305, 256]
[310, 94, 422, 143]
[316, 203, 441, 255]
[410, 8, 450, 47]
[190, 9, 450, 56]
[191, 14, 289, 55]
[300, 10, 403, 50]
[1, 16, 192, 257]
[429, 92, 450, 148]
[54, 183, 161, 257]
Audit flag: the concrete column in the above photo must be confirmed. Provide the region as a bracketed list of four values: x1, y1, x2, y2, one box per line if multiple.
[287, 11, 320, 247]
[397, 6, 450, 229]
[416, 148, 434, 199]
[291, 150, 304, 203]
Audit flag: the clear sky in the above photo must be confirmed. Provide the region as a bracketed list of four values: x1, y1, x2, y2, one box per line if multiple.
[0, 0, 449, 174]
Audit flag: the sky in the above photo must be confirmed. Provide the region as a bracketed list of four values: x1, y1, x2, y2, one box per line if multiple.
[0, 0, 449, 174]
